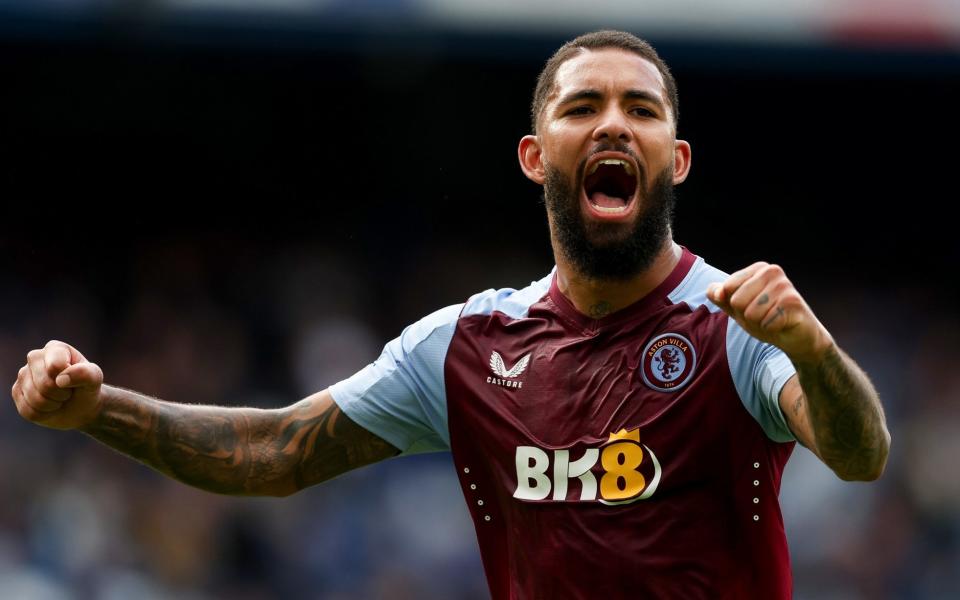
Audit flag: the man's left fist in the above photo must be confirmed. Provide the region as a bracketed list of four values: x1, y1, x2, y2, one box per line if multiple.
[707, 262, 834, 364]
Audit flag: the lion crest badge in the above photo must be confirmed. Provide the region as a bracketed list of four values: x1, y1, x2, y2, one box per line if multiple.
[641, 333, 697, 392]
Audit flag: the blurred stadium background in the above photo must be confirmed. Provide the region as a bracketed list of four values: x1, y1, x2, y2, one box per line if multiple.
[2, 1, 959, 598]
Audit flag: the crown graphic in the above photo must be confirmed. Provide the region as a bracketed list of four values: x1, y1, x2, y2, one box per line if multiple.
[607, 428, 641, 443]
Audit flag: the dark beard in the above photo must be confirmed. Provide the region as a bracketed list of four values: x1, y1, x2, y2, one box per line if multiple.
[543, 161, 676, 282]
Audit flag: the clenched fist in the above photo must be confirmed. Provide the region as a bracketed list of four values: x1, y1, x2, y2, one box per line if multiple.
[707, 262, 835, 364]
[11, 340, 104, 430]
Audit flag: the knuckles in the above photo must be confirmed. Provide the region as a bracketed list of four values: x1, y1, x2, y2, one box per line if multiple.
[756, 263, 785, 282]
[765, 263, 784, 276]
[18, 403, 37, 421]
[12, 343, 83, 424]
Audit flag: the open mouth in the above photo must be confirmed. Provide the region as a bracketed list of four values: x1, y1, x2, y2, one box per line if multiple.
[583, 157, 638, 215]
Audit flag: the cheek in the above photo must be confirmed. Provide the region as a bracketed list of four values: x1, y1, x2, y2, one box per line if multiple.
[542, 141, 580, 173]
[640, 144, 675, 172]
[541, 125, 582, 157]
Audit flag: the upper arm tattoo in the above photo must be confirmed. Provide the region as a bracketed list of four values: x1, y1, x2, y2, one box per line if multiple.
[779, 375, 818, 454]
[285, 391, 401, 490]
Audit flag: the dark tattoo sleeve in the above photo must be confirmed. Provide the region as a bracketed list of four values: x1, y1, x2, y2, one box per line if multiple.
[795, 346, 890, 481]
[80, 386, 400, 496]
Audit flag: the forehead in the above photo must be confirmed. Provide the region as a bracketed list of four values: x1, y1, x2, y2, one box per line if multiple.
[551, 48, 667, 105]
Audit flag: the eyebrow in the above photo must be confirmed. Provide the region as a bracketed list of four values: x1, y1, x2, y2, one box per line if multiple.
[556, 88, 667, 112]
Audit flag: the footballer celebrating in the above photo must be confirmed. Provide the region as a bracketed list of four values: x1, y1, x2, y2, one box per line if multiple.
[12, 31, 889, 599]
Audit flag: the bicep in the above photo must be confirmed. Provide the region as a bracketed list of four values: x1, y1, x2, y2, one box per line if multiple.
[778, 375, 821, 457]
[280, 389, 401, 492]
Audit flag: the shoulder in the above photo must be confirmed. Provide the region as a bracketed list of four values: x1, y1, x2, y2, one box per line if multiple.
[399, 303, 463, 350]
[393, 269, 554, 353]
[667, 254, 728, 313]
[461, 269, 554, 320]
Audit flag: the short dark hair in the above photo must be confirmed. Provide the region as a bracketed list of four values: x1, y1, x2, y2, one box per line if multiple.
[530, 30, 679, 134]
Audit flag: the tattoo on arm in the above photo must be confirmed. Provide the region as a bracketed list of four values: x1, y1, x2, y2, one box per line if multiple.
[284, 395, 400, 490]
[796, 346, 890, 481]
[81, 386, 399, 496]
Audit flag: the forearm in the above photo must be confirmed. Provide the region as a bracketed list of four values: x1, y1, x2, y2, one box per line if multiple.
[793, 344, 890, 481]
[79, 385, 322, 496]
[15, 342, 398, 492]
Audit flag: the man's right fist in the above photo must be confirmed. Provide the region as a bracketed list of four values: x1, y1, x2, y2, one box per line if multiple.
[11, 340, 104, 430]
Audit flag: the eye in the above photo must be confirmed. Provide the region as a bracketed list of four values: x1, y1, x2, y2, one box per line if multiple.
[566, 105, 594, 116]
[630, 107, 656, 118]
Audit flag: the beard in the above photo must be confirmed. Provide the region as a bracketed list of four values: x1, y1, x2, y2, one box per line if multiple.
[543, 156, 676, 282]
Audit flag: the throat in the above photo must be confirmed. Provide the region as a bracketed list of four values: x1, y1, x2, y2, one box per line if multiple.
[554, 241, 683, 319]
[587, 301, 613, 319]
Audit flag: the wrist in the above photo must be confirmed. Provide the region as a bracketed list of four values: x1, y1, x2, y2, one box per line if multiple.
[788, 327, 837, 368]
[76, 385, 110, 433]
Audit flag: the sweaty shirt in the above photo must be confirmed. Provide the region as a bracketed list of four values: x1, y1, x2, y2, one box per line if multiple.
[330, 247, 798, 599]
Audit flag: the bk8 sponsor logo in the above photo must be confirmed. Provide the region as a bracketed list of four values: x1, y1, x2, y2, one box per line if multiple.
[513, 428, 662, 506]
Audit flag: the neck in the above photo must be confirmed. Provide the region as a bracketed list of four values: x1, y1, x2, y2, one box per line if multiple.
[554, 239, 682, 319]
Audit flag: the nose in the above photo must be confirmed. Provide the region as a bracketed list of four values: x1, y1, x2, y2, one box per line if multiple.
[592, 105, 632, 143]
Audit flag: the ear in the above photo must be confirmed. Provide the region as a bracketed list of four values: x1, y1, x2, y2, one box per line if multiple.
[518, 135, 546, 185]
[672, 139, 692, 184]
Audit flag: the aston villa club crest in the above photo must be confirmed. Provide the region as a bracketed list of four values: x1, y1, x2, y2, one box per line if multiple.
[641, 333, 697, 392]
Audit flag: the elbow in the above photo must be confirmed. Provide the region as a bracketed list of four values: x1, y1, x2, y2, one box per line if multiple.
[272, 485, 301, 499]
[836, 428, 892, 482]
[263, 480, 301, 498]
[837, 464, 884, 482]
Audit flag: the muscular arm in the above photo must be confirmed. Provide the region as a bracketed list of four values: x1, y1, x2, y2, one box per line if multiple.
[779, 345, 890, 481]
[708, 262, 890, 482]
[81, 386, 400, 496]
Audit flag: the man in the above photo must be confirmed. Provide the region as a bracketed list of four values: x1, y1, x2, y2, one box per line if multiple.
[12, 30, 889, 598]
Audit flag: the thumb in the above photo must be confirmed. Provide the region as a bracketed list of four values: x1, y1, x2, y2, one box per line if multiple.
[55, 362, 104, 389]
[707, 283, 730, 311]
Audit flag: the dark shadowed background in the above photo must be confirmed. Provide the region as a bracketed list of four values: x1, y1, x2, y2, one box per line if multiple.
[2, 4, 959, 599]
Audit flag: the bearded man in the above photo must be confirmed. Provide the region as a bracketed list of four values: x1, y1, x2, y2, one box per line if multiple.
[12, 30, 889, 599]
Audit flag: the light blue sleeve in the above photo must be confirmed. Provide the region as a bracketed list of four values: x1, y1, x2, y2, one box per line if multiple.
[725, 318, 798, 443]
[328, 304, 461, 455]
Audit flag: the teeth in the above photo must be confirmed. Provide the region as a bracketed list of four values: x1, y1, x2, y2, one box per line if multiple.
[587, 158, 636, 176]
[593, 205, 629, 214]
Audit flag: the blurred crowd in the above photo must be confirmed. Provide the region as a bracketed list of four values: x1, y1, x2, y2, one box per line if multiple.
[1, 239, 957, 599]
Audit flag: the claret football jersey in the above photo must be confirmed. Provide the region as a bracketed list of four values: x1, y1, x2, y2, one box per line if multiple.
[330, 247, 798, 599]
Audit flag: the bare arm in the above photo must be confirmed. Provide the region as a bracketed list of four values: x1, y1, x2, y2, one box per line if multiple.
[777, 346, 889, 481]
[12, 340, 400, 497]
[708, 263, 890, 481]
[82, 386, 400, 496]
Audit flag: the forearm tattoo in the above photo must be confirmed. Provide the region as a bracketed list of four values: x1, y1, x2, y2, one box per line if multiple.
[81, 386, 399, 496]
[796, 346, 890, 480]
